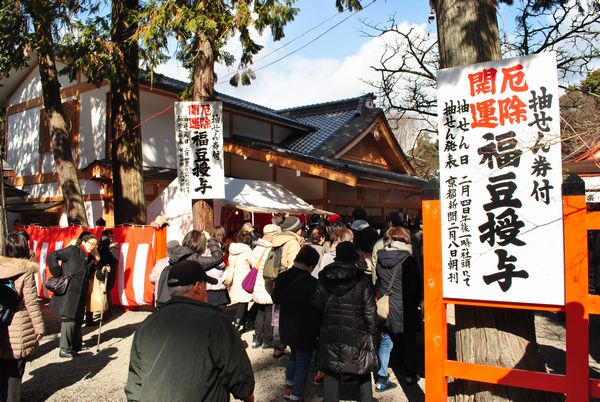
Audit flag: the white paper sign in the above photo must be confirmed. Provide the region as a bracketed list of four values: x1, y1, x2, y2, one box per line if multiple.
[174, 102, 225, 199]
[437, 52, 564, 305]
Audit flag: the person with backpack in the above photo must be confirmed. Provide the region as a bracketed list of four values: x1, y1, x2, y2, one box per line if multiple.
[0, 232, 45, 401]
[374, 227, 422, 391]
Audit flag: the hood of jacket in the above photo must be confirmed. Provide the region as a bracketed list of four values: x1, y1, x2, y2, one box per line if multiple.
[0, 255, 38, 279]
[255, 238, 273, 248]
[229, 242, 251, 256]
[350, 220, 369, 231]
[320, 260, 363, 296]
[271, 231, 303, 248]
[377, 248, 411, 270]
[168, 245, 195, 263]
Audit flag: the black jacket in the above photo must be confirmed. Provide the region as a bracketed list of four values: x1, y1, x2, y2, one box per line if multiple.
[155, 239, 224, 308]
[125, 297, 254, 402]
[375, 248, 422, 334]
[96, 240, 118, 291]
[272, 266, 320, 351]
[48, 245, 96, 320]
[313, 260, 378, 375]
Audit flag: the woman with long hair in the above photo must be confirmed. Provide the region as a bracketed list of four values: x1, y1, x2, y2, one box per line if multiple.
[0, 232, 45, 401]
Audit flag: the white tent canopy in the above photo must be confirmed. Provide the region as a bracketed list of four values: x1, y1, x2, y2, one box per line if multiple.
[223, 177, 316, 214]
[147, 177, 322, 241]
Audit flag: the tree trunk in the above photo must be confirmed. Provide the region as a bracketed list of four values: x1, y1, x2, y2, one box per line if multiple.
[0, 108, 7, 254]
[434, 1, 559, 401]
[29, 4, 89, 227]
[190, 31, 215, 231]
[110, 0, 147, 225]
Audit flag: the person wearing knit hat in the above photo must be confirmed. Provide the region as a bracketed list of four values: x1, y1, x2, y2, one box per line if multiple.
[281, 216, 302, 233]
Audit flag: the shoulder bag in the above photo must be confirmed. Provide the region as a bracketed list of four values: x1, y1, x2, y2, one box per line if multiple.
[44, 274, 71, 295]
[242, 248, 269, 294]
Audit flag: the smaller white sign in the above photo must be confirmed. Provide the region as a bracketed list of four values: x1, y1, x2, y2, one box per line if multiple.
[174, 102, 225, 199]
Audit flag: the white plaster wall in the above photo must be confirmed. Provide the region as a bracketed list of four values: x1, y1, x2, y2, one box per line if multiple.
[233, 115, 270, 141]
[9, 62, 73, 106]
[147, 178, 193, 242]
[229, 154, 273, 181]
[275, 167, 324, 201]
[79, 88, 108, 168]
[84, 200, 104, 227]
[23, 180, 101, 199]
[140, 92, 177, 168]
[7, 108, 40, 176]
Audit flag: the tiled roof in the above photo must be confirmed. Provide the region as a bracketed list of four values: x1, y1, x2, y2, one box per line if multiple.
[139, 73, 313, 131]
[227, 137, 428, 190]
[279, 94, 377, 157]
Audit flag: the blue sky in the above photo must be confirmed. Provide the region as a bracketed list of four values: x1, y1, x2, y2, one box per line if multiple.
[157, 0, 435, 109]
[155, 1, 527, 109]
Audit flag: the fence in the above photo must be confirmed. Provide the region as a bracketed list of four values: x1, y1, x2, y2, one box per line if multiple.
[19, 225, 167, 307]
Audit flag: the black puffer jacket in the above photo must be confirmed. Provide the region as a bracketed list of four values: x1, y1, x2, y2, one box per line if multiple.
[313, 260, 378, 375]
[155, 239, 224, 307]
[376, 246, 422, 335]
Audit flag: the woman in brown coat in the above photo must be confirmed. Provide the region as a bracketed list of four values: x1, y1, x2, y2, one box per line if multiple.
[0, 232, 45, 402]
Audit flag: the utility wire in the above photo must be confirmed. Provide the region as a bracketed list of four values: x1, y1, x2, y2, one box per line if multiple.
[216, 0, 376, 85]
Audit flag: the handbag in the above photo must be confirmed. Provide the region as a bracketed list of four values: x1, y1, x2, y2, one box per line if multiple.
[242, 248, 269, 294]
[376, 254, 408, 322]
[44, 275, 71, 295]
[242, 268, 258, 294]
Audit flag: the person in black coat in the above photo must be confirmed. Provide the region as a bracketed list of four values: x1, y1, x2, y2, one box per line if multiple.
[95, 230, 118, 294]
[272, 245, 321, 401]
[374, 227, 422, 390]
[48, 232, 99, 358]
[313, 241, 378, 402]
[155, 230, 224, 308]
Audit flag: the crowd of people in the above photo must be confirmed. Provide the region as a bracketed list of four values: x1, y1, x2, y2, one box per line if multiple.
[0, 208, 423, 402]
[133, 207, 423, 402]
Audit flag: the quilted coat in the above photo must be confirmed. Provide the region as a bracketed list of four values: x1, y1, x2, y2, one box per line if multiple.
[313, 260, 378, 375]
[0, 256, 45, 359]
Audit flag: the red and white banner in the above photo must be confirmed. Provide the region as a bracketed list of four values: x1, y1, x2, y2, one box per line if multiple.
[19, 225, 166, 307]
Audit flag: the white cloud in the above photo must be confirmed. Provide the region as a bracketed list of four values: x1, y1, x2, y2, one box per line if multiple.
[154, 21, 429, 110]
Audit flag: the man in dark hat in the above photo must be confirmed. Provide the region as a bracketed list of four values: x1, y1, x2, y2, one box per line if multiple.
[125, 260, 255, 402]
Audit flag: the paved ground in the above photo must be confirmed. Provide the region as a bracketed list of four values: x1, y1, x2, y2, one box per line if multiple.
[18, 302, 600, 401]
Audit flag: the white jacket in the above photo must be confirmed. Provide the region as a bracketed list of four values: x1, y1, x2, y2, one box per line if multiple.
[251, 238, 273, 305]
[227, 242, 253, 304]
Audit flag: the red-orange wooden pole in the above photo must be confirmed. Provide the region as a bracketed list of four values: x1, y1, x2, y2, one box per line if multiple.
[423, 185, 447, 401]
[562, 173, 589, 402]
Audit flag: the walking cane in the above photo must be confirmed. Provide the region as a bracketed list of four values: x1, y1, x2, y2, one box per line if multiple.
[96, 267, 109, 352]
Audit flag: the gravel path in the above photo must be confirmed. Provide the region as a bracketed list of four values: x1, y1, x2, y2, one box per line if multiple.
[20, 302, 597, 401]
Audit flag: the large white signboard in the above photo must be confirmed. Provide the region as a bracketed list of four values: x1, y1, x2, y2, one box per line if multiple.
[437, 52, 564, 305]
[174, 101, 225, 199]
